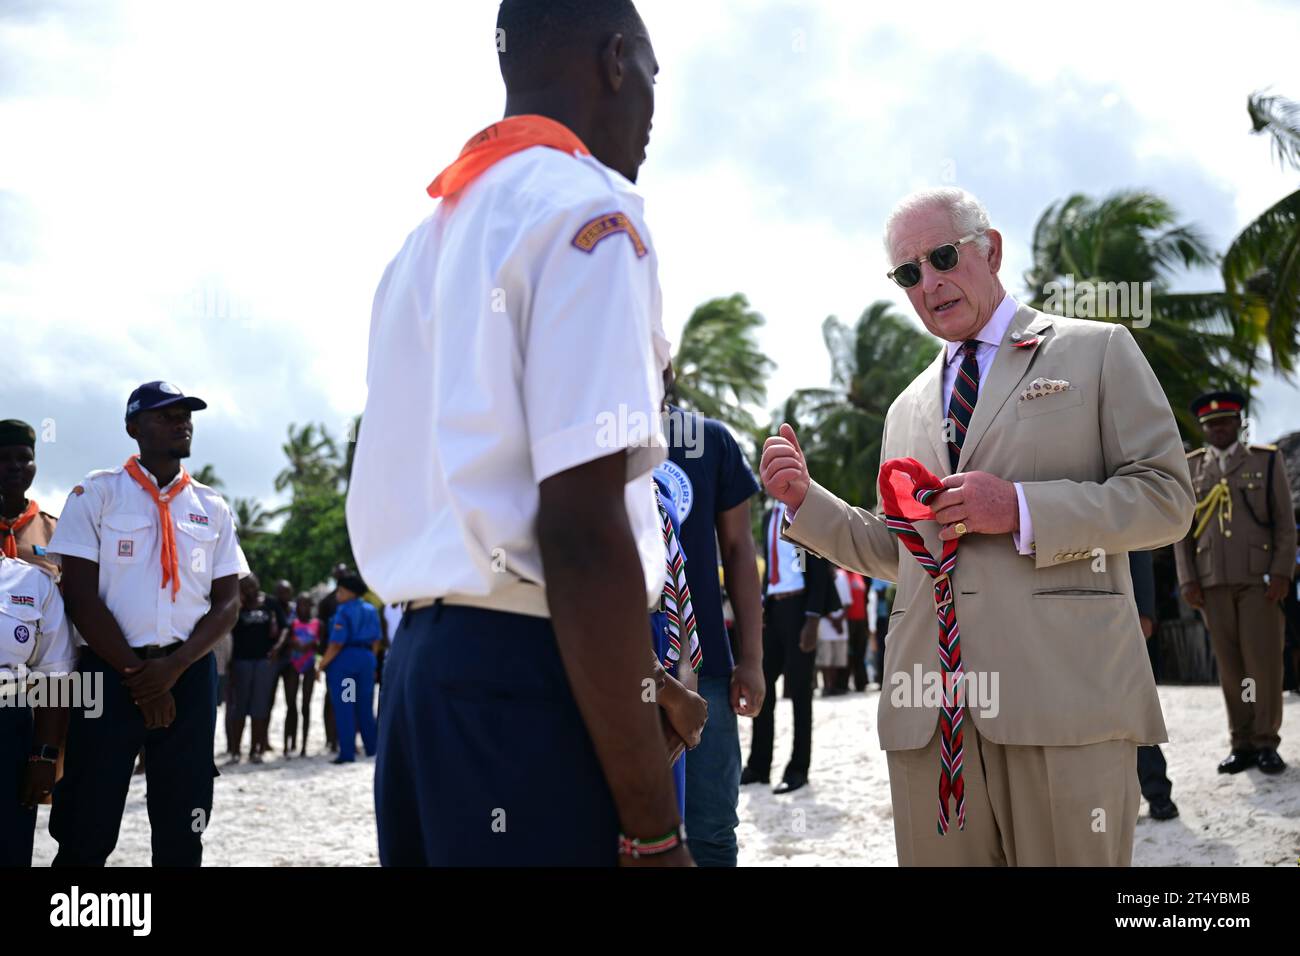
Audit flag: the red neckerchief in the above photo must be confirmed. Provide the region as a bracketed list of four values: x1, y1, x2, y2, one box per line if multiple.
[0, 500, 38, 558]
[124, 456, 191, 602]
[878, 457, 967, 834]
[427, 115, 591, 199]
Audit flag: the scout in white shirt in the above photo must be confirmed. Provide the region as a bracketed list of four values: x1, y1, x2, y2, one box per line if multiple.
[351, 0, 699, 867]
[0, 554, 76, 865]
[46, 381, 245, 867]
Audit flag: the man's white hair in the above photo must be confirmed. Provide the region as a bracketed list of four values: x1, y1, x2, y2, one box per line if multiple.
[883, 187, 992, 260]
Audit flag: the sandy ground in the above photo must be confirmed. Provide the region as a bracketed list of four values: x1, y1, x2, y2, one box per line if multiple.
[31, 684, 1299, 866]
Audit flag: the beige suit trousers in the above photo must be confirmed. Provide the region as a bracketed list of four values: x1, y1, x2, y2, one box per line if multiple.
[887, 724, 1139, 866]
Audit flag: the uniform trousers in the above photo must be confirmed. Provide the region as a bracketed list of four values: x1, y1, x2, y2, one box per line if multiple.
[375, 602, 620, 866]
[0, 704, 35, 866]
[325, 645, 377, 762]
[51, 648, 217, 866]
[1203, 584, 1285, 750]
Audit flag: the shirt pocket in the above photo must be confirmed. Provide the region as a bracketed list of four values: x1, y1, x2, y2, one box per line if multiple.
[1015, 387, 1084, 420]
[0, 602, 41, 663]
[175, 519, 219, 577]
[102, 514, 154, 565]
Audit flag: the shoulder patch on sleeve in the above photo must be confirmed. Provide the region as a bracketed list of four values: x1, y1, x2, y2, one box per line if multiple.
[71, 485, 84, 496]
[571, 212, 647, 258]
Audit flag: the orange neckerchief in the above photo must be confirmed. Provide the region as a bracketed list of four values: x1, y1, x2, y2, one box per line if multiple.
[427, 115, 591, 199]
[0, 499, 38, 558]
[124, 456, 191, 602]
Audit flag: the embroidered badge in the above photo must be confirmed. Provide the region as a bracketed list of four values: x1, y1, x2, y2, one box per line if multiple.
[14, 625, 31, 643]
[572, 212, 648, 258]
[118, 539, 135, 558]
[188, 513, 210, 526]
[10, 595, 35, 608]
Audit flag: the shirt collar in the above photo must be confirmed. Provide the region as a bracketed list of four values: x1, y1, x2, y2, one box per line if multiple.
[1213, 441, 1240, 463]
[945, 294, 1018, 364]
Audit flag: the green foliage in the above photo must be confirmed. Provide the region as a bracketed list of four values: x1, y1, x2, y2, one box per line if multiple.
[231, 421, 354, 592]
[1023, 190, 1253, 437]
[672, 293, 776, 435]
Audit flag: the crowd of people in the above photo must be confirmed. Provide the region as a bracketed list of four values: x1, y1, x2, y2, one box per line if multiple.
[215, 566, 392, 766]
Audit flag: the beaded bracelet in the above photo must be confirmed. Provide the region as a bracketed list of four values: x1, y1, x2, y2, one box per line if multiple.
[618, 823, 687, 859]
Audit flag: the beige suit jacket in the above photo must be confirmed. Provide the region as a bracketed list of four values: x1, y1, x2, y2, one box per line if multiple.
[784, 305, 1194, 750]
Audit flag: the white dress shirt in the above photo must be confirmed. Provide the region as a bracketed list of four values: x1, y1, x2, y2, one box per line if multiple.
[767, 501, 806, 595]
[47, 464, 247, 647]
[940, 294, 1035, 555]
[346, 145, 667, 615]
[0, 555, 76, 684]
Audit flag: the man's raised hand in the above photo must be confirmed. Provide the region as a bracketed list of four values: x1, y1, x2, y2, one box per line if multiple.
[761, 424, 811, 513]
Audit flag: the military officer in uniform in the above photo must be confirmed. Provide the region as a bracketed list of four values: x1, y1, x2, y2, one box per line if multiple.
[1174, 390, 1295, 775]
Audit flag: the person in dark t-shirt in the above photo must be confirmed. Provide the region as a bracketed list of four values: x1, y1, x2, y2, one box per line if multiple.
[227, 574, 281, 764]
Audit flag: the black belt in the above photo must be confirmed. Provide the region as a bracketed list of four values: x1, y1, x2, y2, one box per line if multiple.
[136, 642, 184, 660]
[768, 588, 806, 601]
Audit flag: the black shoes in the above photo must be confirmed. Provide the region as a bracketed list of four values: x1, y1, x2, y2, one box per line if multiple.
[1257, 748, 1287, 775]
[1217, 749, 1258, 774]
[1148, 797, 1179, 821]
[773, 774, 808, 795]
[740, 766, 768, 786]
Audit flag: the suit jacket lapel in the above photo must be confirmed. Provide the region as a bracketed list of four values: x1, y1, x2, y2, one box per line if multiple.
[914, 348, 951, 477]
[957, 304, 1053, 471]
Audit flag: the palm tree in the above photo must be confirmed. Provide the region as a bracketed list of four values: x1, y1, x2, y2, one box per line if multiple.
[190, 464, 224, 489]
[672, 294, 776, 434]
[778, 302, 940, 509]
[1024, 190, 1252, 437]
[232, 497, 271, 537]
[274, 423, 341, 493]
[1221, 91, 1300, 381]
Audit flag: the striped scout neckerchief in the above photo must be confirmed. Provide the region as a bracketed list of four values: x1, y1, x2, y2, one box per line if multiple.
[879, 457, 966, 835]
[654, 485, 702, 674]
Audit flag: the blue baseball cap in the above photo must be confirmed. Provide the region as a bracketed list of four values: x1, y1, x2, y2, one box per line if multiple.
[125, 381, 208, 421]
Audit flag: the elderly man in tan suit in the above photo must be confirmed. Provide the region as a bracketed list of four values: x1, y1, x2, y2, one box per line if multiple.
[762, 188, 1195, 866]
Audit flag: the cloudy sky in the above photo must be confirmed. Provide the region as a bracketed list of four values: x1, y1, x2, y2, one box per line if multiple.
[3, 0, 1299, 519]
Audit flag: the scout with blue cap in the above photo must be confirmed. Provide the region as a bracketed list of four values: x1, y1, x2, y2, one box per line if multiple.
[124, 381, 208, 422]
[44, 380, 248, 865]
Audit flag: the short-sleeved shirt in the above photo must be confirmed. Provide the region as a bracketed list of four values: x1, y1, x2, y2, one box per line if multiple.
[331, 598, 381, 649]
[654, 408, 761, 679]
[0, 555, 76, 683]
[3, 505, 60, 579]
[231, 603, 277, 660]
[47, 464, 248, 647]
[346, 144, 667, 617]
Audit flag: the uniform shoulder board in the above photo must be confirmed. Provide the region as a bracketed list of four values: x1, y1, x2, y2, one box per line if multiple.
[1250, 443, 1277, 452]
[1186, 447, 1206, 458]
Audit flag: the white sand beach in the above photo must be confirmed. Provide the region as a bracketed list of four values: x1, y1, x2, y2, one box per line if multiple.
[31, 684, 1299, 866]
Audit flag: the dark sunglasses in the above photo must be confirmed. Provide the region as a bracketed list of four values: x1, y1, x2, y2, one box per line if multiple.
[887, 233, 980, 289]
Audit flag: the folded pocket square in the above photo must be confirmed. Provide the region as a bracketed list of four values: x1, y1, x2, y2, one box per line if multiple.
[1019, 378, 1071, 402]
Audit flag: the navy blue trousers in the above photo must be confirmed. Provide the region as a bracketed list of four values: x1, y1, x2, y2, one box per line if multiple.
[375, 603, 619, 866]
[51, 649, 217, 867]
[325, 646, 377, 762]
[0, 704, 35, 866]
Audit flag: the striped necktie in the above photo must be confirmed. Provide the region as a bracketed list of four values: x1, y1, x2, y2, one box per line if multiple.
[946, 340, 981, 471]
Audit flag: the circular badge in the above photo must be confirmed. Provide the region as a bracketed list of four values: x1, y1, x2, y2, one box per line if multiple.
[158, 382, 181, 395]
[14, 624, 31, 644]
[653, 460, 694, 523]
